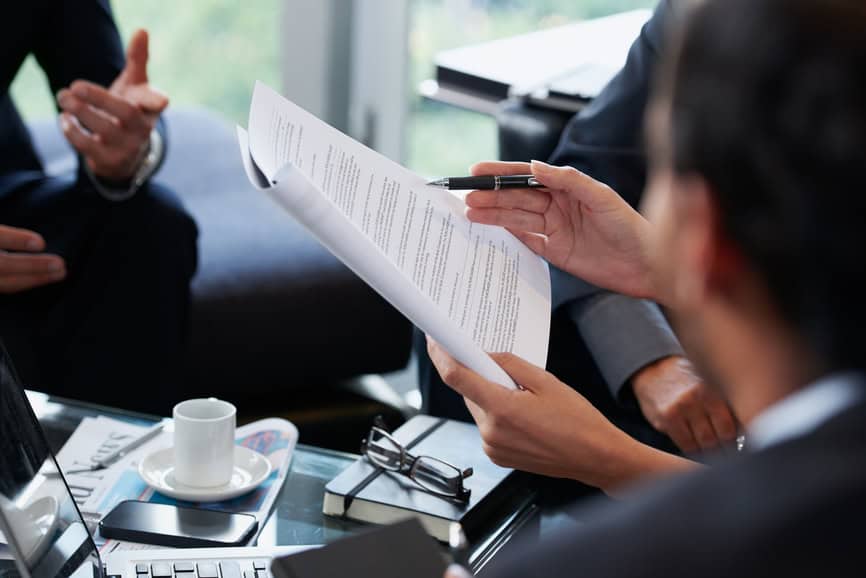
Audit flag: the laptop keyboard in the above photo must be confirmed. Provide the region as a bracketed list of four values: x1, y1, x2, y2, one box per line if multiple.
[132, 560, 271, 578]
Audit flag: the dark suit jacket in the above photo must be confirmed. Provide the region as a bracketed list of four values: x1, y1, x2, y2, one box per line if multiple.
[0, 0, 164, 194]
[549, 0, 687, 207]
[485, 393, 866, 577]
[548, 0, 687, 401]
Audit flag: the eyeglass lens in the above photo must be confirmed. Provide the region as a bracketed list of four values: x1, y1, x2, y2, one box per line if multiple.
[411, 456, 462, 496]
[365, 428, 404, 471]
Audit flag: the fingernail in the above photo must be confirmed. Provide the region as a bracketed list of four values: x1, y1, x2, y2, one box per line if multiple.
[49, 260, 66, 274]
[447, 564, 473, 578]
[59, 114, 70, 131]
[25, 238, 43, 251]
[530, 159, 551, 170]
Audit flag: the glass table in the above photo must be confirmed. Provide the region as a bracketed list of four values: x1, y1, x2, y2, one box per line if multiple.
[29, 393, 545, 575]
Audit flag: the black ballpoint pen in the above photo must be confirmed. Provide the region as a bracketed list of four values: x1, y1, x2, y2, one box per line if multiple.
[426, 174, 543, 190]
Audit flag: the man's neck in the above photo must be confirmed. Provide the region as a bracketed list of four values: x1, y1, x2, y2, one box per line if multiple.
[707, 303, 820, 428]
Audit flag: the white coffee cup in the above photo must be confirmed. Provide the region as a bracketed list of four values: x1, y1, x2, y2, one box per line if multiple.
[173, 398, 236, 488]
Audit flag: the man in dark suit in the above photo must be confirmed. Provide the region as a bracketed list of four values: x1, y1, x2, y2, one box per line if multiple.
[419, 0, 738, 459]
[435, 0, 866, 574]
[0, 1, 198, 412]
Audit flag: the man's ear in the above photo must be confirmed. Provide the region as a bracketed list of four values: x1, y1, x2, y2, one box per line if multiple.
[677, 176, 745, 303]
[670, 175, 717, 308]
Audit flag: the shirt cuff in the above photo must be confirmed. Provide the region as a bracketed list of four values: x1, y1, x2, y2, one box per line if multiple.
[569, 292, 684, 400]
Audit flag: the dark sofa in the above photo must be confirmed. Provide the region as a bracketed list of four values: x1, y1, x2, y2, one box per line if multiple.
[28, 107, 412, 404]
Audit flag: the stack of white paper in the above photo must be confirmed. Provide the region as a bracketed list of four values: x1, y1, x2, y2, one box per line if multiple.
[237, 82, 551, 389]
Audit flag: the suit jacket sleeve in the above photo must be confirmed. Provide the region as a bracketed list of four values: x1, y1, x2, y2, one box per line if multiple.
[548, 0, 683, 399]
[30, 0, 167, 180]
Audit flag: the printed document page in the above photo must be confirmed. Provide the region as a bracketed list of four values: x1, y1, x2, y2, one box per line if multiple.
[239, 81, 550, 388]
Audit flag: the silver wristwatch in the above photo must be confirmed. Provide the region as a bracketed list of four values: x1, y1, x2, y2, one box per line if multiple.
[87, 129, 164, 202]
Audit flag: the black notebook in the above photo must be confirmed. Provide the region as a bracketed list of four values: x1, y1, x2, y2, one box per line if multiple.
[323, 415, 516, 541]
[271, 519, 447, 578]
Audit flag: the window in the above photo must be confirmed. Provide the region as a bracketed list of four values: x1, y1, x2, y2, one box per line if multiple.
[406, 0, 655, 177]
[10, 0, 654, 177]
[10, 0, 281, 126]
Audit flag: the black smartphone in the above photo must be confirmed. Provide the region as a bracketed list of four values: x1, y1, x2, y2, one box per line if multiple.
[99, 500, 258, 548]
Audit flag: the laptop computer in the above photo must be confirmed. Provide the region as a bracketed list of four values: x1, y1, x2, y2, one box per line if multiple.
[0, 343, 309, 578]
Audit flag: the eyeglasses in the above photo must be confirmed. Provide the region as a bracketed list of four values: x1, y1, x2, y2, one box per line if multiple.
[360, 418, 473, 503]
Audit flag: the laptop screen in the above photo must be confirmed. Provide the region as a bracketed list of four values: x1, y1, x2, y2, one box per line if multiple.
[0, 345, 100, 578]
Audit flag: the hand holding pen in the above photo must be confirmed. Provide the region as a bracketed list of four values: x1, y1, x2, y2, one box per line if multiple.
[441, 160, 658, 302]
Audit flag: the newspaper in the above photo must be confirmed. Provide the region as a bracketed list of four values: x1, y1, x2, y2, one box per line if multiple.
[55, 416, 298, 552]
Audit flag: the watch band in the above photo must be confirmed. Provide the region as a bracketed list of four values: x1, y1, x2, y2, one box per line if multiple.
[87, 129, 163, 202]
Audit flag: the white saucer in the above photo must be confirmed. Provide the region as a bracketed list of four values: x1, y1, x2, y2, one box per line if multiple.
[138, 447, 272, 502]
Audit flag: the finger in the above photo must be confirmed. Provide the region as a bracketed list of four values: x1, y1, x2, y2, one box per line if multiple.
[60, 113, 103, 160]
[70, 81, 141, 128]
[426, 336, 505, 409]
[0, 271, 67, 294]
[470, 161, 531, 177]
[487, 352, 553, 394]
[123, 84, 169, 113]
[706, 400, 739, 443]
[664, 419, 700, 454]
[530, 160, 617, 206]
[465, 188, 551, 213]
[0, 226, 46, 252]
[57, 91, 121, 142]
[0, 253, 66, 275]
[463, 398, 487, 426]
[507, 229, 548, 255]
[688, 413, 722, 451]
[124, 29, 150, 85]
[465, 207, 546, 233]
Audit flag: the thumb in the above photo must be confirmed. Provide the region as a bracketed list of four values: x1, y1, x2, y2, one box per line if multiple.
[488, 352, 555, 394]
[124, 29, 150, 85]
[530, 160, 615, 208]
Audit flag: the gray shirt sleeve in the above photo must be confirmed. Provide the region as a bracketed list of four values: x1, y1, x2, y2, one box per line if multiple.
[544, 0, 684, 400]
[569, 291, 684, 399]
[550, 265, 684, 399]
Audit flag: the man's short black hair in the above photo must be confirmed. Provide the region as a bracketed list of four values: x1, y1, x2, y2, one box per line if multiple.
[666, 0, 866, 371]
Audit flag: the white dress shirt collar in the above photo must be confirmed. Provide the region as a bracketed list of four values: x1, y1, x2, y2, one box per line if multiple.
[747, 371, 864, 452]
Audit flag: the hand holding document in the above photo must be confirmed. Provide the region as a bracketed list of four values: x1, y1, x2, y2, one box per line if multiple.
[237, 81, 551, 389]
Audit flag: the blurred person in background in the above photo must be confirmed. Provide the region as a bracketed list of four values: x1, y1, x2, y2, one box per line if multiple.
[0, 0, 197, 412]
[438, 0, 866, 575]
[417, 0, 738, 483]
